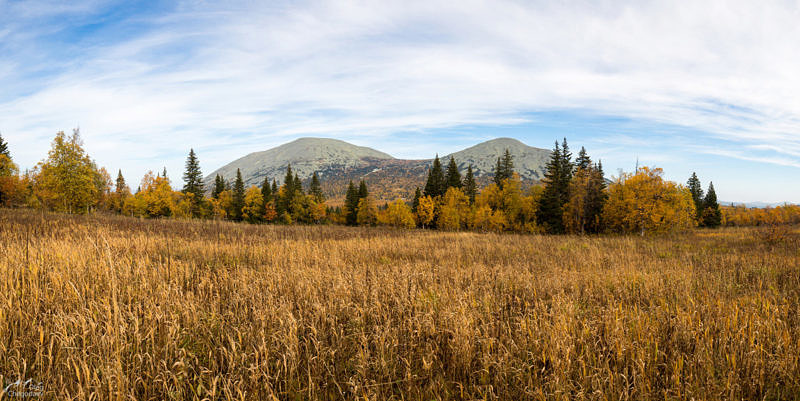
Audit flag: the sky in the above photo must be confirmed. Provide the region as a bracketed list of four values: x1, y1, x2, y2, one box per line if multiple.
[1, 0, 799, 203]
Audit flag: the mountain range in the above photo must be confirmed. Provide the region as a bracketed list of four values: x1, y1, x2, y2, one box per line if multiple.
[204, 137, 552, 202]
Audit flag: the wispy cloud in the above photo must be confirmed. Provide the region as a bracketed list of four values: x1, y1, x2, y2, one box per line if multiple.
[1, 0, 799, 199]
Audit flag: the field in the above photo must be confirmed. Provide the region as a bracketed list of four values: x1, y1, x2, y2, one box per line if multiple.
[1, 209, 799, 400]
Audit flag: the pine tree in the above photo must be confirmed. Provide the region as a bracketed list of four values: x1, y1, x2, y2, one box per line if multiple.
[212, 174, 225, 199]
[411, 187, 422, 214]
[182, 149, 204, 200]
[0, 133, 9, 159]
[559, 139, 573, 199]
[271, 179, 278, 195]
[345, 181, 359, 226]
[232, 168, 245, 221]
[310, 172, 324, 202]
[115, 170, 127, 193]
[586, 160, 607, 233]
[701, 182, 722, 227]
[463, 164, 477, 204]
[161, 167, 168, 180]
[283, 164, 294, 193]
[424, 155, 446, 197]
[687, 172, 704, 220]
[445, 156, 462, 189]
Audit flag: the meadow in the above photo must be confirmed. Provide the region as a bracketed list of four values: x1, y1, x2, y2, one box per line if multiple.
[0, 208, 798, 400]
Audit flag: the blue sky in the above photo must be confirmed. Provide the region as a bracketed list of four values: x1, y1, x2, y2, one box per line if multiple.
[1, 0, 799, 203]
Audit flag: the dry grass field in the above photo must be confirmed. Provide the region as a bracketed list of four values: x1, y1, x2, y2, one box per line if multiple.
[1, 208, 799, 400]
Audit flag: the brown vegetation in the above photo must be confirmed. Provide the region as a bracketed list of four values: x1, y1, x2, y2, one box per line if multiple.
[1, 209, 799, 400]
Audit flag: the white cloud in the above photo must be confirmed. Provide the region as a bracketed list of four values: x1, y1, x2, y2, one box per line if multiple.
[1, 0, 799, 191]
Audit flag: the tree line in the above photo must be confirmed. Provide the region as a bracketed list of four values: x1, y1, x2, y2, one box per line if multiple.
[1, 130, 771, 235]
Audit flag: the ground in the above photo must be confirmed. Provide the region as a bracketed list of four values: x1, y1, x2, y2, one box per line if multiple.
[0, 209, 798, 400]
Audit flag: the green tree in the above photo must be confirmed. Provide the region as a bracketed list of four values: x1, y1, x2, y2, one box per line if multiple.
[493, 149, 514, 188]
[424, 155, 446, 197]
[0, 133, 9, 159]
[231, 168, 245, 221]
[445, 156, 462, 189]
[537, 140, 572, 233]
[310, 172, 324, 202]
[358, 180, 369, 200]
[575, 147, 591, 171]
[687, 172, 704, 220]
[212, 174, 226, 199]
[345, 180, 359, 226]
[411, 187, 421, 214]
[463, 164, 477, 204]
[261, 175, 273, 204]
[701, 182, 722, 227]
[182, 149, 204, 198]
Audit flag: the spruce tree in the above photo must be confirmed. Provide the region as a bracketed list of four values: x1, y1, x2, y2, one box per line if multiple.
[345, 181, 359, 226]
[424, 155, 446, 197]
[586, 160, 608, 234]
[463, 164, 477, 204]
[212, 174, 225, 199]
[261, 175, 272, 204]
[182, 148, 204, 200]
[310, 172, 324, 202]
[358, 180, 369, 200]
[576, 147, 591, 171]
[411, 187, 421, 214]
[493, 149, 514, 188]
[232, 169, 245, 221]
[445, 156, 462, 189]
[687, 172, 704, 219]
[294, 173, 303, 194]
[537, 141, 568, 234]
[271, 179, 278, 195]
[161, 167, 168, 180]
[115, 170, 127, 193]
[0, 133, 9, 159]
[701, 182, 722, 227]
[558, 139, 573, 201]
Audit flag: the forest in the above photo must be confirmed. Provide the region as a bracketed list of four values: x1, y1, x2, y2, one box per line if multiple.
[1, 130, 797, 233]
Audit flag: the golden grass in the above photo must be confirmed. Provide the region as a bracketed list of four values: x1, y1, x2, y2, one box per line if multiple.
[0, 209, 799, 400]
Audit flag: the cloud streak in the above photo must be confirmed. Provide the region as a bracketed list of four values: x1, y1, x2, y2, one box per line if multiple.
[1, 0, 799, 199]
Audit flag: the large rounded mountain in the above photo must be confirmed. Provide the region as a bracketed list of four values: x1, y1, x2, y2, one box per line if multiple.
[204, 138, 394, 189]
[204, 137, 551, 202]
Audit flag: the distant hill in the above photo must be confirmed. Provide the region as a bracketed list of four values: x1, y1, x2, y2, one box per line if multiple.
[204, 137, 552, 203]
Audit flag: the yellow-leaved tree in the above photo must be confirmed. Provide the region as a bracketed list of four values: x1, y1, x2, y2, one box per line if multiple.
[242, 186, 265, 223]
[415, 195, 436, 228]
[603, 167, 696, 235]
[356, 196, 378, 226]
[438, 187, 470, 230]
[377, 198, 415, 228]
[32, 130, 106, 214]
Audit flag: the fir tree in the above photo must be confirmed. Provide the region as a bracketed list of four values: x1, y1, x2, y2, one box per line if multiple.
[445, 156, 462, 189]
[0, 133, 9, 159]
[271, 179, 278, 195]
[345, 181, 359, 226]
[424, 155, 446, 197]
[310, 172, 324, 202]
[687, 172, 704, 219]
[161, 167, 168, 180]
[283, 164, 294, 193]
[182, 148, 204, 200]
[411, 187, 421, 214]
[463, 164, 477, 204]
[701, 182, 722, 227]
[559, 139, 573, 195]
[115, 170, 127, 193]
[212, 174, 225, 199]
[586, 160, 608, 234]
[232, 169, 245, 221]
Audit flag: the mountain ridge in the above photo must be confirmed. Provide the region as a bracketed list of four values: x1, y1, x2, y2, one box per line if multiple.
[204, 137, 552, 202]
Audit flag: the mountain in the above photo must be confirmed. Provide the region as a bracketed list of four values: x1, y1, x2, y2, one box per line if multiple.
[204, 138, 394, 188]
[204, 137, 552, 203]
